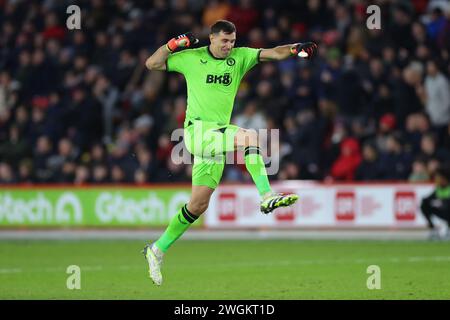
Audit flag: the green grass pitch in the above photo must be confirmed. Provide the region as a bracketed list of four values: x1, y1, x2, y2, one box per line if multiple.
[1, 239, 449, 299]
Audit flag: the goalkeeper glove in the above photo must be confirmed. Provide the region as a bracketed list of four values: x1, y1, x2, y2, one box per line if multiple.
[290, 42, 318, 59]
[166, 32, 199, 53]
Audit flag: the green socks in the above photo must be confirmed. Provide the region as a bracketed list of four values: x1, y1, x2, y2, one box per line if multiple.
[154, 146, 271, 254]
[244, 146, 272, 196]
[154, 204, 199, 253]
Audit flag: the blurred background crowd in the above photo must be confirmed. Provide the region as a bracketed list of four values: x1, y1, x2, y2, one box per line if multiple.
[0, 0, 449, 185]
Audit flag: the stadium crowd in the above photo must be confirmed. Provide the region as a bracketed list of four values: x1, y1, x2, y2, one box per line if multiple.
[0, 0, 449, 185]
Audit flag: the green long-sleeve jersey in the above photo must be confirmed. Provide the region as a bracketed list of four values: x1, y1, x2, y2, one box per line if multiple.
[166, 46, 261, 126]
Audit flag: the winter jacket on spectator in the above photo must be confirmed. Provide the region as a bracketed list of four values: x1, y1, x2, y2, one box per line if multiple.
[392, 74, 423, 128]
[355, 143, 385, 180]
[379, 134, 413, 180]
[0, 125, 30, 167]
[331, 137, 362, 180]
[424, 68, 450, 126]
[368, 84, 394, 121]
[33, 136, 54, 183]
[226, 1, 259, 36]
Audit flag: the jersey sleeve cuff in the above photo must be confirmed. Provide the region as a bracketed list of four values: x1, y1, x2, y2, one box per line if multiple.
[257, 49, 262, 63]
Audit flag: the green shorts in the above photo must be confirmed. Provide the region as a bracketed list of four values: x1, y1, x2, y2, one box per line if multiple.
[184, 119, 240, 189]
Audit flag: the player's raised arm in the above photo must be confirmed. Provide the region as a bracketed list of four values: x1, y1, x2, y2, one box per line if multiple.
[145, 32, 199, 71]
[259, 42, 318, 61]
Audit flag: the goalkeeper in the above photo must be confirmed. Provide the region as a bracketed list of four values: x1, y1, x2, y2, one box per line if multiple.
[420, 166, 450, 240]
[142, 20, 318, 285]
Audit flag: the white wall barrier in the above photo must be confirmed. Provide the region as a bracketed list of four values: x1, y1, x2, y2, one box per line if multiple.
[206, 183, 438, 228]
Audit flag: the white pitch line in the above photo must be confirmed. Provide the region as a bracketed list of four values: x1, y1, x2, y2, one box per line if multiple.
[0, 268, 22, 274]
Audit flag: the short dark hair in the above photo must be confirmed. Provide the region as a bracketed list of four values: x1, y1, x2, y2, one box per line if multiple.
[436, 165, 450, 181]
[210, 20, 236, 34]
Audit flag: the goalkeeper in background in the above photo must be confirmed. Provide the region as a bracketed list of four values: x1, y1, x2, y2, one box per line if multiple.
[420, 166, 450, 240]
[143, 20, 318, 285]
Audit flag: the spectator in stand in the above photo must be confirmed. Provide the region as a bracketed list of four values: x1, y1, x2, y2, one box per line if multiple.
[389, 3, 415, 52]
[42, 11, 66, 42]
[435, 4, 450, 53]
[424, 60, 450, 132]
[74, 165, 90, 185]
[135, 144, 157, 182]
[91, 164, 110, 184]
[286, 108, 323, 179]
[58, 161, 77, 183]
[411, 21, 435, 51]
[392, 62, 425, 128]
[255, 79, 283, 126]
[156, 133, 173, 168]
[33, 135, 53, 183]
[0, 71, 17, 114]
[28, 106, 48, 147]
[379, 133, 413, 180]
[367, 83, 394, 124]
[89, 142, 109, 169]
[278, 160, 301, 180]
[0, 125, 30, 167]
[317, 48, 342, 110]
[290, 66, 316, 112]
[330, 137, 362, 181]
[418, 132, 450, 165]
[226, 0, 259, 37]
[409, 156, 431, 182]
[156, 157, 187, 183]
[425, 6, 447, 42]
[14, 106, 30, 139]
[134, 168, 148, 185]
[111, 165, 127, 183]
[0, 162, 16, 184]
[375, 113, 397, 153]
[17, 159, 34, 184]
[47, 138, 79, 181]
[442, 122, 450, 151]
[404, 113, 431, 155]
[233, 100, 267, 130]
[355, 142, 384, 181]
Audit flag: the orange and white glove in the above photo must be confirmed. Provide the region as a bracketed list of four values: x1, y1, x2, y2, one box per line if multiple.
[290, 42, 318, 59]
[166, 32, 199, 53]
